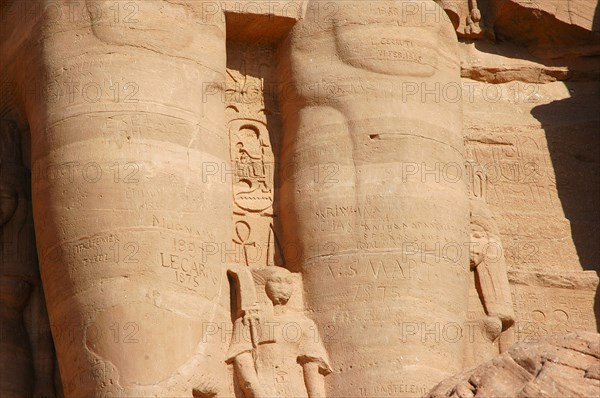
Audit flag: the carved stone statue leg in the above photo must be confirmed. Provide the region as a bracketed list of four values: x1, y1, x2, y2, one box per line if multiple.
[302, 362, 327, 398]
[278, 1, 470, 396]
[0, 279, 34, 397]
[21, 2, 233, 396]
[1, 119, 56, 397]
[23, 283, 56, 397]
[233, 352, 265, 398]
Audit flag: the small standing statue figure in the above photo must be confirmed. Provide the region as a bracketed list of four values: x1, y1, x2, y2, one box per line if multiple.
[227, 266, 332, 398]
[465, 162, 516, 368]
[435, 0, 490, 39]
[464, 0, 483, 37]
[1, 119, 56, 397]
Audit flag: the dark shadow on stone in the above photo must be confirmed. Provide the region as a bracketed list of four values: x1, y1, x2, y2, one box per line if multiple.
[594, 1, 600, 33]
[531, 82, 600, 330]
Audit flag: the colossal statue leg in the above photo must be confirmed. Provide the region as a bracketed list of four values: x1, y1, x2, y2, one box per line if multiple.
[0, 120, 33, 398]
[278, 1, 469, 396]
[6, 1, 470, 396]
[18, 1, 234, 395]
[1, 119, 55, 397]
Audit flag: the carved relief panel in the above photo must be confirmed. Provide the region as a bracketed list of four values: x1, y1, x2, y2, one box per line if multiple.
[226, 43, 283, 268]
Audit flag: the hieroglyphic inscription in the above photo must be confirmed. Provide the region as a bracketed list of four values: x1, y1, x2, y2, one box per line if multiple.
[465, 133, 558, 208]
[511, 283, 597, 342]
[226, 42, 283, 268]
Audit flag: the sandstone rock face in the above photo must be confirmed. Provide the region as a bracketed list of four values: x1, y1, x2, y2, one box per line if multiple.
[426, 332, 600, 398]
[489, 0, 600, 57]
[437, 0, 600, 57]
[0, 1, 598, 397]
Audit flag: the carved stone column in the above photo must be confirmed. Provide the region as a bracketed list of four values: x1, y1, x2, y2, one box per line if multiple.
[1, 119, 55, 397]
[278, 1, 469, 396]
[18, 2, 234, 396]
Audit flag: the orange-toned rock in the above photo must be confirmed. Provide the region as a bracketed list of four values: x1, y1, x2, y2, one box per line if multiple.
[426, 332, 600, 398]
[489, 0, 599, 58]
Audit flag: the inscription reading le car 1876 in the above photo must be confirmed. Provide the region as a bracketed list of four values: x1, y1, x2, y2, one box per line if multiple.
[159, 252, 219, 287]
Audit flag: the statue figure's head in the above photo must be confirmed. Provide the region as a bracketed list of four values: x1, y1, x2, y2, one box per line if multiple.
[469, 198, 501, 269]
[469, 222, 489, 269]
[264, 267, 294, 306]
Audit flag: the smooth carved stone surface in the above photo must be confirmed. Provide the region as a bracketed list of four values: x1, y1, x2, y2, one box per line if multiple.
[425, 332, 600, 398]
